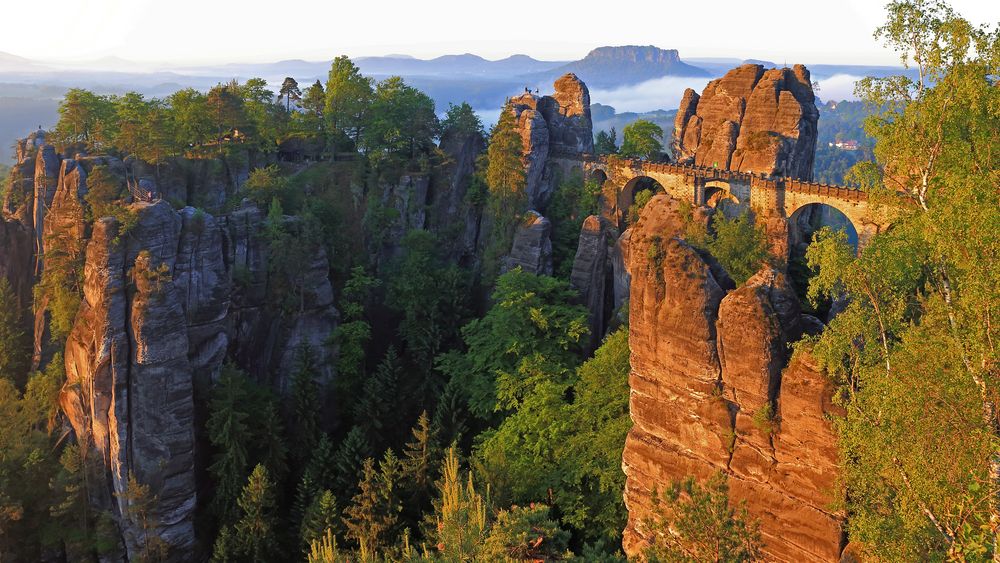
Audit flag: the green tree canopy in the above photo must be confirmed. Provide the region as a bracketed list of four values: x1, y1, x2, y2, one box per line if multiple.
[594, 128, 618, 155]
[620, 119, 664, 160]
[805, 1, 1000, 558]
[324, 56, 374, 150]
[280, 76, 302, 112]
[364, 76, 439, 159]
[438, 269, 588, 418]
[643, 473, 763, 562]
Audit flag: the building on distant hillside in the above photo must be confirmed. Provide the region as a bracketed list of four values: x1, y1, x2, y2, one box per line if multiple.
[829, 140, 859, 150]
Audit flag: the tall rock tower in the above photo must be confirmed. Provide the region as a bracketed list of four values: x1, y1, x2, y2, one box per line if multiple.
[672, 64, 819, 180]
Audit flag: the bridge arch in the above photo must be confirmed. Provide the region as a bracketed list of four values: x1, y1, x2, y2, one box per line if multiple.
[619, 175, 665, 230]
[590, 168, 608, 186]
[787, 200, 860, 243]
[702, 180, 744, 218]
[787, 202, 860, 264]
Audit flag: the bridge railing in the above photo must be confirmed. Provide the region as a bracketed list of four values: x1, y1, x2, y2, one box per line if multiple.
[587, 155, 867, 197]
[127, 179, 160, 203]
[570, 152, 869, 201]
[782, 177, 867, 201]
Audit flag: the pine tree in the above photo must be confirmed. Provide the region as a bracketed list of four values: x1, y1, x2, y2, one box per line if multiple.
[343, 452, 402, 561]
[643, 473, 763, 561]
[401, 411, 439, 517]
[279, 77, 301, 112]
[0, 278, 27, 383]
[116, 473, 168, 562]
[307, 528, 347, 563]
[294, 434, 336, 532]
[291, 472, 319, 539]
[209, 525, 238, 563]
[332, 427, 371, 502]
[234, 464, 279, 562]
[485, 106, 526, 228]
[252, 397, 288, 486]
[291, 346, 323, 468]
[430, 446, 488, 560]
[305, 433, 338, 494]
[206, 363, 251, 523]
[354, 347, 402, 451]
[431, 378, 468, 448]
[301, 80, 325, 116]
[300, 489, 340, 550]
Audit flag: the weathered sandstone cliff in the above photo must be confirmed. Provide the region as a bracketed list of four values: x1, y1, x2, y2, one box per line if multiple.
[0, 135, 341, 559]
[621, 195, 845, 561]
[673, 64, 819, 180]
[508, 73, 594, 209]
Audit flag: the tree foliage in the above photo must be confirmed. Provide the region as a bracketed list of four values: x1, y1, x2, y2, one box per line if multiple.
[643, 473, 764, 562]
[439, 269, 588, 418]
[805, 1, 1000, 558]
[620, 119, 664, 160]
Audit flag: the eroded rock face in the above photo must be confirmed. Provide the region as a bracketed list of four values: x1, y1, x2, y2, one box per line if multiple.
[431, 128, 488, 263]
[0, 218, 33, 314]
[569, 215, 607, 351]
[1, 132, 344, 557]
[222, 201, 338, 393]
[673, 64, 818, 180]
[61, 202, 198, 560]
[503, 210, 553, 276]
[509, 73, 594, 209]
[622, 195, 844, 561]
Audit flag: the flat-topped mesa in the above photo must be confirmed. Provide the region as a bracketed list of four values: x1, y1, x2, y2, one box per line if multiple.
[508, 73, 594, 209]
[673, 64, 819, 180]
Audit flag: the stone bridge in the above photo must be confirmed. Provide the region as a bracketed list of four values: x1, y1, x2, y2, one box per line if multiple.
[551, 154, 894, 259]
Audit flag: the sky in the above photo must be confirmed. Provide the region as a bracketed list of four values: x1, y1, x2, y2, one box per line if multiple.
[2, 0, 997, 67]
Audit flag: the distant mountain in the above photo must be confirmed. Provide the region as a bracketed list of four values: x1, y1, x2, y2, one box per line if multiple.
[530, 46, 709, 88]
[354, 53, 566, 78]
[0, 50, 46, 72]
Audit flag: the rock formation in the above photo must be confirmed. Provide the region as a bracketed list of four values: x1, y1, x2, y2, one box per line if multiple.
[503, 211, 553, 276]
[0, 132, 343, 559]
[672, 64, 819, 180]
[621, 195, 845, 561]
[569, 215, 608, 351]
[430, 125, 488, 264]
[508, 73, 594, 209]
[61, 202, 199, 559]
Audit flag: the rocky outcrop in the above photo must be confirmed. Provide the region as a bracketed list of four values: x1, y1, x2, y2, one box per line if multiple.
[621, 195, 844, 561]
[569, 215, 607, 351]
[508, 73, 594, 209]
[175, 207, 231, 389]
[0, 129, 345, 557]
[544, 74, 594, 155]
[673, 64, 818, 180]
[503, 211, 553, 276]
[0, 217, 33, 313]
[32, 143, 61, 274]
[222, 201, 339, 393]
[61, 202, 198, 560]
[124, 156, 242, 214]
[430, 127, 488, 263]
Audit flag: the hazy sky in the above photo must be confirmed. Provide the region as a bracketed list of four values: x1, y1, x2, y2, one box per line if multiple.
[2, 0, 997, 66]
